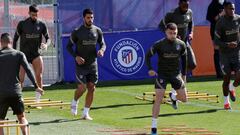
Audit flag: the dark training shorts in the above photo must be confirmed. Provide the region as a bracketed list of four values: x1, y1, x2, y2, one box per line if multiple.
[155, 74, 185, 90]
[0, 96, 25, 119]
[75, 66, 98, 84]
[220, 53, 240, 75]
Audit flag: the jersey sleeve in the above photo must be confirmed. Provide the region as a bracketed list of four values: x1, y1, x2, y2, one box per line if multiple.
[97, 28, 106, 52]
[66, 30, 78, 58]
[13, 21, 23, 49]
[42, 22, 50, 41]
[145, 42, 159, 70]
[188, 10, 194, 34]
[214, 19, 228, 48]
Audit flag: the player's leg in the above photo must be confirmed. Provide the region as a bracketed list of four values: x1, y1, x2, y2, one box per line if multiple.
[10, 96, 28, 135]
[71, 84, 86, 116]
[71, 67, 87, 115]
[214, 49, 223, 78]
[223, 74, 231, 109]
[169, 74, 187, 110]
[175, 74, 187, 102]
[220, 55, 231, 109]
[19, 66, 26, 89]
[229, 60, 240, 102]
[31, 56, 43, 89]
[81, 82, 95, 120]
[81, 68, 98, 120]
[16, 113, 28, 135]
[151, 77, 166, 135]
[0, 97, 9, 135]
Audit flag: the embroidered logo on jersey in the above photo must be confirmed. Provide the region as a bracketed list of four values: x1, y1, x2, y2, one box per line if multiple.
[226, 29, 238, 35]
[186, 15, 190, 21]
[110, 38, 145, 75]
[176, 44, 181, 50]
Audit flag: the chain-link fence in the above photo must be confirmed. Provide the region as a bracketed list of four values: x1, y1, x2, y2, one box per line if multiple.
[0, 0, 58, 86]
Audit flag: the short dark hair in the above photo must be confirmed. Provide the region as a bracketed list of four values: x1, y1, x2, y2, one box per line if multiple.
[166, 23, 178, 31]
[224, 1, 234, 8]
[83, 8, 93, 17]
[1, 33, 12, 43]
[179, 0, 189, 3]
[29, 4, 39, 13]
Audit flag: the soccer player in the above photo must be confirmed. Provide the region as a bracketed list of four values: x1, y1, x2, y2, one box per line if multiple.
[158, 0, 195, 102]
[214, 1, 240, 109]
[206, 0, 225, 78]
[0, 33, 43, 135]
[159, 0, 194, 43]
[13, 4, 50, 98]
[146, 23, 187, 135]
[66, 8, 106, 120]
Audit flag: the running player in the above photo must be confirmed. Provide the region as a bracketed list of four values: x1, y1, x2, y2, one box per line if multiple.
[13, 4, 50, 99]
[146, 23, 187, 135]
[214, 1, 240, 109]
[66, 8, 106, 120]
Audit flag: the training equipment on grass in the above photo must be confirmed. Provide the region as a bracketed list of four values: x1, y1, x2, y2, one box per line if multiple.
[23, 97, 71, 112]
[135, 91, 219, 103]
[0, 119, 30, 135]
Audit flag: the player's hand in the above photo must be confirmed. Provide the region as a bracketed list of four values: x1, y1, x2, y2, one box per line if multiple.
[75, 56, 85, 65]
[36, 87, 44, 95]
[97, 49, 104, 57]
[148, 70, 157, 77]
[41, 43, 48, 50]
[228, 42, 237, 48]
[188, 33, 193, 41]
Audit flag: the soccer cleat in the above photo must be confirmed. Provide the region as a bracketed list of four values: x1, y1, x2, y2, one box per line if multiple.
[224, 103, 231, 110]
[71, 100, 78, 116]
[151, 128, 157, 135]
[169, 93, 178, 110]
[80, 114, 93, 120]
[229, 83, 236, 102]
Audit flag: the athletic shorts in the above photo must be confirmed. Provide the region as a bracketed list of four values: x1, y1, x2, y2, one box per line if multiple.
[155, 74, 185, 90]
[23, 52, 40, 63]
[220, 53, 240, 75]
[0, 96, 25, 119]
[75, 65, 98, 84]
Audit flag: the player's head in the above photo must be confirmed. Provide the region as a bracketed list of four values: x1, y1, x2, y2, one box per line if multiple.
[83, 8, 94, 27]
[179, 0, 189, 13]
[165, 23, 178, 41]
[29, 4, 39, 22]
[0, 33, 12, 48]
[224, 1, 235, 17]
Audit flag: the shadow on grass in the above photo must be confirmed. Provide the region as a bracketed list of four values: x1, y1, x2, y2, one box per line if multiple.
[124, 109, 223, 120]
[91, 102, 152, 110]
[29, 118, 81, 125]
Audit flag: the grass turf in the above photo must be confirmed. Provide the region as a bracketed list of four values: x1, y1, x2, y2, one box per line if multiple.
[6, 79, 240, 134]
